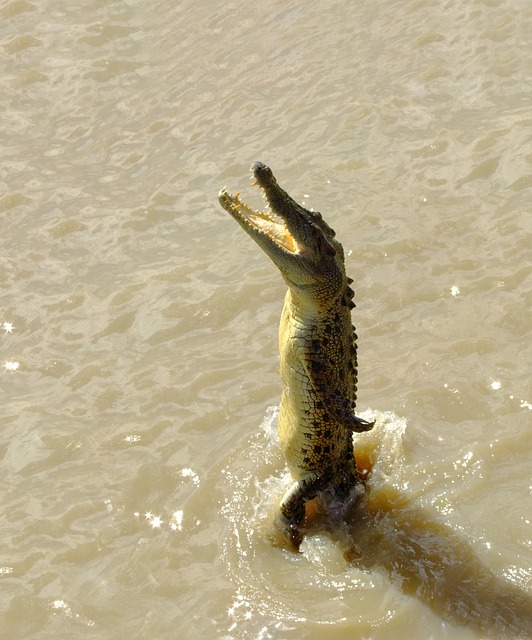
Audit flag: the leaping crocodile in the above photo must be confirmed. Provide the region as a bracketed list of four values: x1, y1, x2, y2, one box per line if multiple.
[218, 162, 374, 549]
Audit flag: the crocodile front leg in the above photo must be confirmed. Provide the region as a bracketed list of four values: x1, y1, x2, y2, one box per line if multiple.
[350, 414, 375, 432]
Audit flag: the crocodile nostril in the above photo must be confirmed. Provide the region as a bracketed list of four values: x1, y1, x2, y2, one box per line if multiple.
[251, 161, 273, 181]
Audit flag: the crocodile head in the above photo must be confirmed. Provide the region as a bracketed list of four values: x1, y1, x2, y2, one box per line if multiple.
[218, 162, 348, 309]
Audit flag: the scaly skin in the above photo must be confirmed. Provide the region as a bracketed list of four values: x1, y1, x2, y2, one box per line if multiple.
[218, 162, 374, 548]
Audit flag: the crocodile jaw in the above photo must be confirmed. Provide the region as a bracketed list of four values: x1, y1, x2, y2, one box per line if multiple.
[218, 188, 301, 256]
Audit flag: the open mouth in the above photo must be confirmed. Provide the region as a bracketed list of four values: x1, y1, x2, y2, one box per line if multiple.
[218, 186, 300, 254]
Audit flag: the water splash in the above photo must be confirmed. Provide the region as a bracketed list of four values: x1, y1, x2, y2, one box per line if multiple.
[219, 408, 532, 639]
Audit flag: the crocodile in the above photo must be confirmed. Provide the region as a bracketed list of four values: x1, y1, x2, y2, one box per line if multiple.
[218, 161, 374, 549]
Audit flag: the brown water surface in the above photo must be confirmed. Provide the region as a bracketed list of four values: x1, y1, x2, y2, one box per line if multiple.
[1, 0, 531, 638]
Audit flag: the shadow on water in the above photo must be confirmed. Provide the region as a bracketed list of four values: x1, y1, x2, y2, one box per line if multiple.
[318, 484, 532, 639]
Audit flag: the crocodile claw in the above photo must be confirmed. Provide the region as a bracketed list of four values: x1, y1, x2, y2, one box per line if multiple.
[351, 415, 375, 432]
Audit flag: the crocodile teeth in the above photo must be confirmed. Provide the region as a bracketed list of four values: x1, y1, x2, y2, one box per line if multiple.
[219, 188, 299, 254]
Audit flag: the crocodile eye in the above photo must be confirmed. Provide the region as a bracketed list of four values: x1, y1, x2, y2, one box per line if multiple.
[315, 231, 336, 257]
[310, 225, 333, 257]
[309, 210, 336, 238]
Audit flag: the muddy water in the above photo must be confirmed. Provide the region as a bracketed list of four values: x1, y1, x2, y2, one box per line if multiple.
[1, 0, 531, 638]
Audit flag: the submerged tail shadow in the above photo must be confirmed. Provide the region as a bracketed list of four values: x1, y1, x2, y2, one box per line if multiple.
[319, 485, 532, 639]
